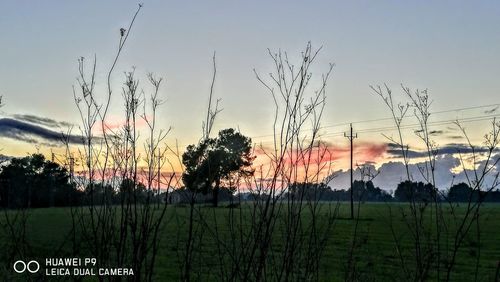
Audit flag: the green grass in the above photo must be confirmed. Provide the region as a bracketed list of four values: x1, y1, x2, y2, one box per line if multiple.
[1, 203, 499, 281]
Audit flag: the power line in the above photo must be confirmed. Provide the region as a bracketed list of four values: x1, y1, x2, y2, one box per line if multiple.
[322, 103, 500, 129]
[163, 111, 499, 151]
[249, 102, 500, 141]
[245, 113, 500, 148]
[51, 102, 498, 152]
[319, 113, 500, 139]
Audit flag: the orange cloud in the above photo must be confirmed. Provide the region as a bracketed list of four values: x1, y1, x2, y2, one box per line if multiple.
[93, 115, 151, 133]
[249, 141, 388, 185]
[254, 141, 387, 168]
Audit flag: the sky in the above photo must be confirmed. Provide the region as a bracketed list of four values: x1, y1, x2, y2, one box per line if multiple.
[1, 1, 499, 190]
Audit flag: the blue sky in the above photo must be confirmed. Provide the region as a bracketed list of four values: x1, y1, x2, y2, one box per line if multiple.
[1, 1, 499, 171]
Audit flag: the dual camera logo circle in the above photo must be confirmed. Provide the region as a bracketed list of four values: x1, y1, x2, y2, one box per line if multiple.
[13, 260, 40, 274]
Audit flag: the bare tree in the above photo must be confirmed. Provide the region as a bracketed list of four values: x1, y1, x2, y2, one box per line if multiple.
[372, 84, 500, 281]
[65, 4, 177, 281]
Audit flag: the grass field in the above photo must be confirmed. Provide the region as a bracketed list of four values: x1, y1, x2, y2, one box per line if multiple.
[1, 203, 499, 281]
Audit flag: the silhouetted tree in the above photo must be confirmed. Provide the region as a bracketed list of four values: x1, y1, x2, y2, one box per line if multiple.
[84, 182, 116, 205]
[352, 180, 393, 202]
[287, 182, 331, 201]
[394, 180, 437, 203]
[485, 189, 500, 202]
[0, 154, 81, 208]
[447, 182, 475, 202]
[117, 178, 149, 204]
[326, 181, 392, 202]
[182, 128, 254, 207]
[447, 182, 500, 203]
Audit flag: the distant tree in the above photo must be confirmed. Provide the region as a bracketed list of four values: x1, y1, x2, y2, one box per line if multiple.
[447, 183, 500, 203]
[394, 180, 436, 203]
[325, 181, 392, 202]
[117, 178, 148, 204]
[447, 182, 474, 202]
[484, 189, 500, 202]
[182, 128, 254, 207]
[352, 180, 393, 202]
[217, 187, 237, 203]
[84, 182, 116, 205]
[0, 154, 81, 208]
[288, 182, 331, 201]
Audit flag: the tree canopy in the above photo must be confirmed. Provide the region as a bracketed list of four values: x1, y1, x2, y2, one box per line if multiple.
[394, 180, 437, 203]
[182, 128, 254, 207]
[0, 154, 81, 208]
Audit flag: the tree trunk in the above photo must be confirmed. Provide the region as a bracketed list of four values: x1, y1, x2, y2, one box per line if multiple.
[213, 179, 220, 207]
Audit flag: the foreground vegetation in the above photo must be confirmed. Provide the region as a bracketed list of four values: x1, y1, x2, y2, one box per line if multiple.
[1, 203, 499, 281]
[1, 6, 498, 281]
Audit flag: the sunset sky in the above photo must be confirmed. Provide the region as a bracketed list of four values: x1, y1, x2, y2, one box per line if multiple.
[1, 1, 499, 189]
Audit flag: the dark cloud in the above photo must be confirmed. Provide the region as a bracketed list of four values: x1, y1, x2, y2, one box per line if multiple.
[446, 126, 458, 131]
[12, 114, 74, 128]
[414, 129, 446, 136]
[429, 130, 445, 136]
[387, 143, 497, 159]
[0, 118, 83, 145]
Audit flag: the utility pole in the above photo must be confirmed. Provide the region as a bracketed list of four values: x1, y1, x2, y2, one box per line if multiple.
[157, 148, 161, 208]
[69, 156, 75, 186]
[344, 123, 357, 220]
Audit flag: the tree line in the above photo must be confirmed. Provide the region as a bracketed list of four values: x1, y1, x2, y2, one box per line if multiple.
[284, 180, 500, 203]
[1, 153, 499, 209]
[0, 154, 162, 208]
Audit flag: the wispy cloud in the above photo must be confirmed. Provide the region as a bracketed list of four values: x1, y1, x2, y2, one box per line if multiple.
[447, 135, 464, 140]
[429, 130, 445, 136]
[0, 118, 83, 145]
[12, 114, 74, 128]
